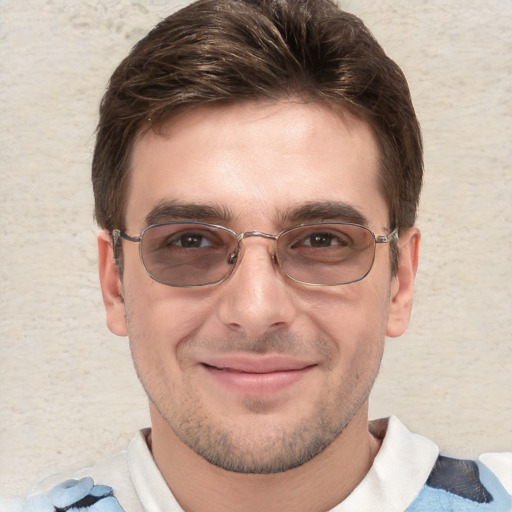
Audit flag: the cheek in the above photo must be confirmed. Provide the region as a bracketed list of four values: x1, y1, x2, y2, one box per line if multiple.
[305, 277, 391, 338]
[301, 280, 390, 382]
[122, 286, 214, 404]
[123, 275, 217, 356]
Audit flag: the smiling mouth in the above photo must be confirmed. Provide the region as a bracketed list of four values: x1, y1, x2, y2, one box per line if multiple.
[200, 354, 316, 373]
[200, 361, 316, 394]
[203, 363, 313, 373]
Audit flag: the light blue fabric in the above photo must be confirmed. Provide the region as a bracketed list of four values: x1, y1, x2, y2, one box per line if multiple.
[406, 461, 511, 511]
[48, 477, 94, 508]
[23, 478, 124, 512]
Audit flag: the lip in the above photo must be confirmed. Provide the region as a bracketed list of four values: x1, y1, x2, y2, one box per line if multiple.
[200, 355, 316, 394]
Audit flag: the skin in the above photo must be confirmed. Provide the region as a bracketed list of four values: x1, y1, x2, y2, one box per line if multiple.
[98, 100, 420, 512]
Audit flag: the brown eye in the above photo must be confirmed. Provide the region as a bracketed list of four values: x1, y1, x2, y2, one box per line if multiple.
[170, 233, 211, 248]
[292, 230, 351, 249]
[305, 233, 344, 247]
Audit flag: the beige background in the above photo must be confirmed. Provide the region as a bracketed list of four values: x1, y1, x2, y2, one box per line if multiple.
[1, 0, 511, 498]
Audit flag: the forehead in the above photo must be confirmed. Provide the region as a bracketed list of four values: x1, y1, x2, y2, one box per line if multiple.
[125, 101, 387, 231]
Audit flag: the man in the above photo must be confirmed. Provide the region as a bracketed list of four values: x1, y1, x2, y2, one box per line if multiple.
[21, 0, 511, 511]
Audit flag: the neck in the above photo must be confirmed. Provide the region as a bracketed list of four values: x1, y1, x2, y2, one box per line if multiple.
[149, 404, 381, 512]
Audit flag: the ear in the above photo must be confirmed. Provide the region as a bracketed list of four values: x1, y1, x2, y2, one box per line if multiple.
[386, 227, 420, 338]
[97, 230, 128, 336]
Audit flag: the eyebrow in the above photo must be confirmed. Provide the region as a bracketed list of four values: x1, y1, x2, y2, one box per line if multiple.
[143, 199, 368, 229]
[279, 201, 369, 226]
[145, 200, 233, 226]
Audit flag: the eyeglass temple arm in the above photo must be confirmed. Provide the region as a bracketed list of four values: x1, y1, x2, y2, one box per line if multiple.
[112, 229, 141, 245]
[112, 229, 142, 263]
[375, 227, 399, 244]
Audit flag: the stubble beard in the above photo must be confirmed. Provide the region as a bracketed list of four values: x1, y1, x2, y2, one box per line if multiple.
[151, 387, 355, 474]
[134, 332, 384, 475]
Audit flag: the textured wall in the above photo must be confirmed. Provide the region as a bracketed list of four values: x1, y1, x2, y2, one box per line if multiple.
[1, 0, 511, 498]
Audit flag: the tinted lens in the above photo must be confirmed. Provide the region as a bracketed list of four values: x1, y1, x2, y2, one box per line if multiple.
[140, 223, 237, 286]
[277, 223, 376, 285]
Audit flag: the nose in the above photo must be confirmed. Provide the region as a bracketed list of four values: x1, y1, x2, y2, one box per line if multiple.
[215, 237, 297, 339]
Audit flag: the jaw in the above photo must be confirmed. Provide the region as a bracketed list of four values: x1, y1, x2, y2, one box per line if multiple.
[148, 398, 379, 512]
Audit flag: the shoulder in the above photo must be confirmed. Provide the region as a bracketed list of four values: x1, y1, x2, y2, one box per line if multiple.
[407, 453, 512, 511]
[17, 430, 151, 512]
[340, 417, 511, 512]
[23, 477, 125, 511]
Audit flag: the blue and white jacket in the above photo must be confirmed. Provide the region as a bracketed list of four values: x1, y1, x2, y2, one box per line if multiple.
[16, 417, 512, 511]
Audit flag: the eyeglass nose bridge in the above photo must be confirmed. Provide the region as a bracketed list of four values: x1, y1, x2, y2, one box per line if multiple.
[228, 230, 280, 266]
[237, 230, 278, 242]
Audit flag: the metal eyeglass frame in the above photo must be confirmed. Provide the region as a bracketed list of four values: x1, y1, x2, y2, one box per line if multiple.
[112, 221, 399, 288]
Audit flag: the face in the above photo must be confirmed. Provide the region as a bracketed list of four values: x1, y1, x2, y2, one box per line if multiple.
[99, 101, 418, 474]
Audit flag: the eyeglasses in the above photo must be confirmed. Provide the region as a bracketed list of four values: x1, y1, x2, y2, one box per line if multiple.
[113, 221, 398, 288]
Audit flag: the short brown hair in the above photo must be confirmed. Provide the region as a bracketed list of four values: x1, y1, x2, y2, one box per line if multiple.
[92, 0, 423, 267]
